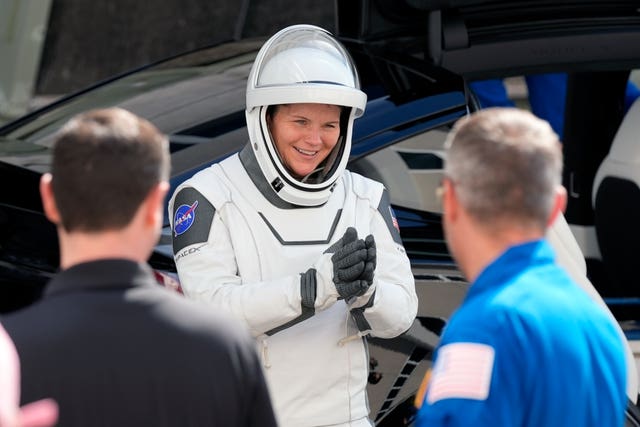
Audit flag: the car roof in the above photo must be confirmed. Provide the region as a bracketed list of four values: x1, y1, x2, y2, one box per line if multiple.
[0, 36, 467, 174]
[0, 33, 467, 221]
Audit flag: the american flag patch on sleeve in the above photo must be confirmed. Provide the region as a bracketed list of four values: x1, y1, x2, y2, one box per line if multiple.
[426, 342, 495, 404]
[389, 206, 399, 232]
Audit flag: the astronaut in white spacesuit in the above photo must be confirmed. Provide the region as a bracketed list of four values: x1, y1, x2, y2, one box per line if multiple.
[169, 24, 418, 427]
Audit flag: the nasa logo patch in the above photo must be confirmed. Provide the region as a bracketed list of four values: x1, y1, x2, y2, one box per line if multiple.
[173, 200, 199, 236]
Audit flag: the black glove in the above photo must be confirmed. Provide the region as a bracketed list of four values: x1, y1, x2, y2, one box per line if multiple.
[336, 234, 377, 300]
[303, 228, 376, 309]
[330, 229, 377, 300]
[360, 234, 376, 283]
[331, 228, 367, 283]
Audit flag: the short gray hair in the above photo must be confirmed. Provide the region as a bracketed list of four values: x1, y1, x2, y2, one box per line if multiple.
[444, 107, 563, 230]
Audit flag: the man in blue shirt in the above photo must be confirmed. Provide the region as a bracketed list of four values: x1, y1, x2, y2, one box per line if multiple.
[415, 108, 628, 426]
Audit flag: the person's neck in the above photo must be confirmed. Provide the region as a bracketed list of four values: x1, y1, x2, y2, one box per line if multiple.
[57, 229, 151, 270]
[461, 226, 544, 283]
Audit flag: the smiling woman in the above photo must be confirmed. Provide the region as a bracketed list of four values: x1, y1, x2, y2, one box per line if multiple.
[266, 103, 342, 180]
[168, 24, 417, 427]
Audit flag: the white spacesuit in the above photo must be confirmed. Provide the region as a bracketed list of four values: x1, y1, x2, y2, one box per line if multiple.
[169, 25, 418, 427]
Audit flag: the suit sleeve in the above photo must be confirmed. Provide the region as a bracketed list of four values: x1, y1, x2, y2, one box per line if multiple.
[169, 184, 338, 338]
[349, 189, 418, 338]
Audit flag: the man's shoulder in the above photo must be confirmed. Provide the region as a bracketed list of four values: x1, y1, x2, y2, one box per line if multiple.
[152, 293, 258, 366]
[2, 305, 38, 332]
[144, 287, 253, 344]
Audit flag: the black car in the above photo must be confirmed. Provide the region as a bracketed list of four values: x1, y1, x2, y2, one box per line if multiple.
[1, 0, 639, 424]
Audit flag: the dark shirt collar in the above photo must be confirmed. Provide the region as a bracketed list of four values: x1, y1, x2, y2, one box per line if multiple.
[44, 259, 156, 297]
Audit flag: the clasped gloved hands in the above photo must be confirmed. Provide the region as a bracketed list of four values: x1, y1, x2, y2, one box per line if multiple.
[330, 227, 376, 301]
[302, 227, 376, 310]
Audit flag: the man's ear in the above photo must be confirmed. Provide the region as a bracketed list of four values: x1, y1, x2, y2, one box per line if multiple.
[547, 185, 568, 228]
[443, 178, 459, 222]
[143, 181, 170, 227]
[39, 173, 61, 225]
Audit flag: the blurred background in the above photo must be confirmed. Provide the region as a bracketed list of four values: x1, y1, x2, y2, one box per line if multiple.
[0, 0, 333, 124]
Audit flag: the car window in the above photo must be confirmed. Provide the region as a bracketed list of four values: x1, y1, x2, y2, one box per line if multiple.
[350, 125, 454, 266]
[351, 127, 448, 214]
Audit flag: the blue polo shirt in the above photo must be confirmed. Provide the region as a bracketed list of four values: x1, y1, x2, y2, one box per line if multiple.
[416, 240, 627, 427]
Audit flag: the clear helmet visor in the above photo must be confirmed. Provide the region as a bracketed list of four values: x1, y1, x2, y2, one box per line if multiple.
[247, 25, 366, 116]
[253, 27, 359, 89]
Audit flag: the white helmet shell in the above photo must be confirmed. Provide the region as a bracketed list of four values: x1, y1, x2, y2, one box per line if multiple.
[246, 24, 367, 206]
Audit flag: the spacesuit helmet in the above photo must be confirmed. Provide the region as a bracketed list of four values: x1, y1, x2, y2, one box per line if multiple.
[246, 24, 367, 206]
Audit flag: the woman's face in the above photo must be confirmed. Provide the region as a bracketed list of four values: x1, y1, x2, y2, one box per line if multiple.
[267, 103, 342, 179]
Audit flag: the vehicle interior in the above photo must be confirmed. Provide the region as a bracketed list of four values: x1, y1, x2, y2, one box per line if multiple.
[337, 0, 640, 310]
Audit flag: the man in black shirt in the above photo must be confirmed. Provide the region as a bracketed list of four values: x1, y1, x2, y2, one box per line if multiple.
[3, 108, 277, 427]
